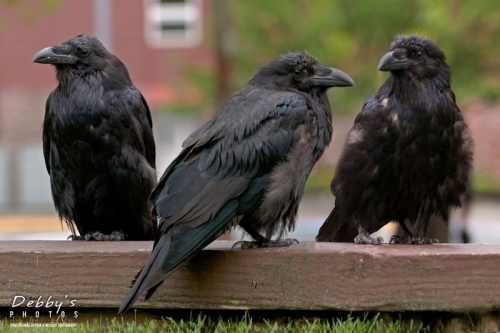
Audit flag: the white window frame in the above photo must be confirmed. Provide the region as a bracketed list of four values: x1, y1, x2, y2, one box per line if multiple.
[143, 0, 203, 48]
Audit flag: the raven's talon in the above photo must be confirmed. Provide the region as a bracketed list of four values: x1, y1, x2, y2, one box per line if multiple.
[260, 238, 299, 247]
[67, 234, 83, 241]
[232, 238, 299, 249]
[390, 234, 439, 245]
[232, 241, 259, 250]
[92, 232, 106, 241]
[84, 232, 95, 241]
[109, 231, 125, 241]
[390, 234, 416, 244]
[279, 238, 300, 247]
[420, 238, 439, 245]
[354, 227, 384, 245]
[355, 235, 384, 245]
[80, 231, 125, 241]
[390, 235, 406, 244]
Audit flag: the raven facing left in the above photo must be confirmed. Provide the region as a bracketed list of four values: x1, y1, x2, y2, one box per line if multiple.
[33, 35, 157, 241]
[118, 52, 354, 313]
[316, 35, 473, 244]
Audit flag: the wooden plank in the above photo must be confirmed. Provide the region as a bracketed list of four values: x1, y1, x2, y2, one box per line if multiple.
[0, 241, 499, 313]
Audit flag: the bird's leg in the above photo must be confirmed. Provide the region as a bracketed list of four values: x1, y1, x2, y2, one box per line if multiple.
[390, 223, 439, 245]
[233, 223, 299, 249]
[352, 214, 384, 245]
[82, 231, 126, 241]
[354, 225, 384, 245]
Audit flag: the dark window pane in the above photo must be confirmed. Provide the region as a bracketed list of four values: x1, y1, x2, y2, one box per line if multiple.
[160, 22, 187, 31]
[160, 0, 186, 4]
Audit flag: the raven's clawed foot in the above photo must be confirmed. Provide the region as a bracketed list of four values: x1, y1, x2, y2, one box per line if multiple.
[354, 226, 384, 245]
[232, 241, 259, 249]
[67, 234, 84, 241]
[83, 231, 126, 241]
[390, 234, 439, 245]
[263, 238, 299, 247]
[232, 238, 299, 249]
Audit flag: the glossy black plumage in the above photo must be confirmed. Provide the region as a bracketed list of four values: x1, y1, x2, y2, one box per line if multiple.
[33, 35, 157, 240]
[118, 52, 354, 313]
[316, 35, 473, 244]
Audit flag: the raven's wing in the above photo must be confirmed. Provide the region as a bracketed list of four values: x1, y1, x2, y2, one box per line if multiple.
[119, 87, 311, 313]
[316, 95, 387, 242]
[42, 91, 56, 174]
[151, 88, 306, 220]
[114, 87, 156, 169]
[332, 95, 386, 198]
[137, 92, 156, 169]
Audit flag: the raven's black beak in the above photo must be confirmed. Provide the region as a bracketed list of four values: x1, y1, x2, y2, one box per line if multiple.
[32, 45, 77, 65]
[378, 51, 410, 71]
[311, 66, 355, 87]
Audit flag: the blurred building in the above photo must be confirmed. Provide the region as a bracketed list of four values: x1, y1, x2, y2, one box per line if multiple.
[0, 0, 214, 214]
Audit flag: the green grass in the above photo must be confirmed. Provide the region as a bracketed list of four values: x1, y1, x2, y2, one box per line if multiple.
[304, 167, 335, 193]
[1, 313, 432, 333]
[471, 171, 500, 197]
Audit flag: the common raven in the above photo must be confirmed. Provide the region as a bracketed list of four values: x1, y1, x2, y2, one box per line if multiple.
[33, 35, 157, 241]
[316, 35, 473, 244]
[118, 52, 354, 313]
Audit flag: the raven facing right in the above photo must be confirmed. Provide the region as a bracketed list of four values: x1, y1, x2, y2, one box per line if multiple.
[33, 35, 157, 241]
[316, 35, 473, 244]
[118, 52, 354, 313]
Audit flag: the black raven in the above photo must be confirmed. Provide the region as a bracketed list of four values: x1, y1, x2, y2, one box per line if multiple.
[118, 52, 354, 313]
[32, 35, 157, 241]
[316, 35, 473, 244]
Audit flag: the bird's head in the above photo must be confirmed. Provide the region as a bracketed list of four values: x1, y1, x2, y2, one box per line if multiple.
[378, 35, 451, 82]
[250, 52, 354, 92]
[32, 34, 110, 71]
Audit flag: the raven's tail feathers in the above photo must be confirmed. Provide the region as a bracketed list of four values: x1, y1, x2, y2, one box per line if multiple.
[316, 205, 357, 242]
[118, 199, 239, 314]
[118, 231, 174, 314]
[316, 205, 339, 242]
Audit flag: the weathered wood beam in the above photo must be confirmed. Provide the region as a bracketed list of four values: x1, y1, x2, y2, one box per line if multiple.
[0, 241, 499, 313]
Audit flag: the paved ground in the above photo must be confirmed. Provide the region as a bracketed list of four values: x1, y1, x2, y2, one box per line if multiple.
[0, 194, 498, 243]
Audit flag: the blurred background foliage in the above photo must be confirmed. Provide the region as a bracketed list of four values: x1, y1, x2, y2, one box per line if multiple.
[187, 0, 500, 116]
[2, 0, 499, 195]
[231, 0, 500, 195]
[5, 0, 499, 114]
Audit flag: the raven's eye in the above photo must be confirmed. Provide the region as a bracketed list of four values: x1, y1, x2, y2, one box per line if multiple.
[293, 69, 302, 76]
[79, 47, 90, 57]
